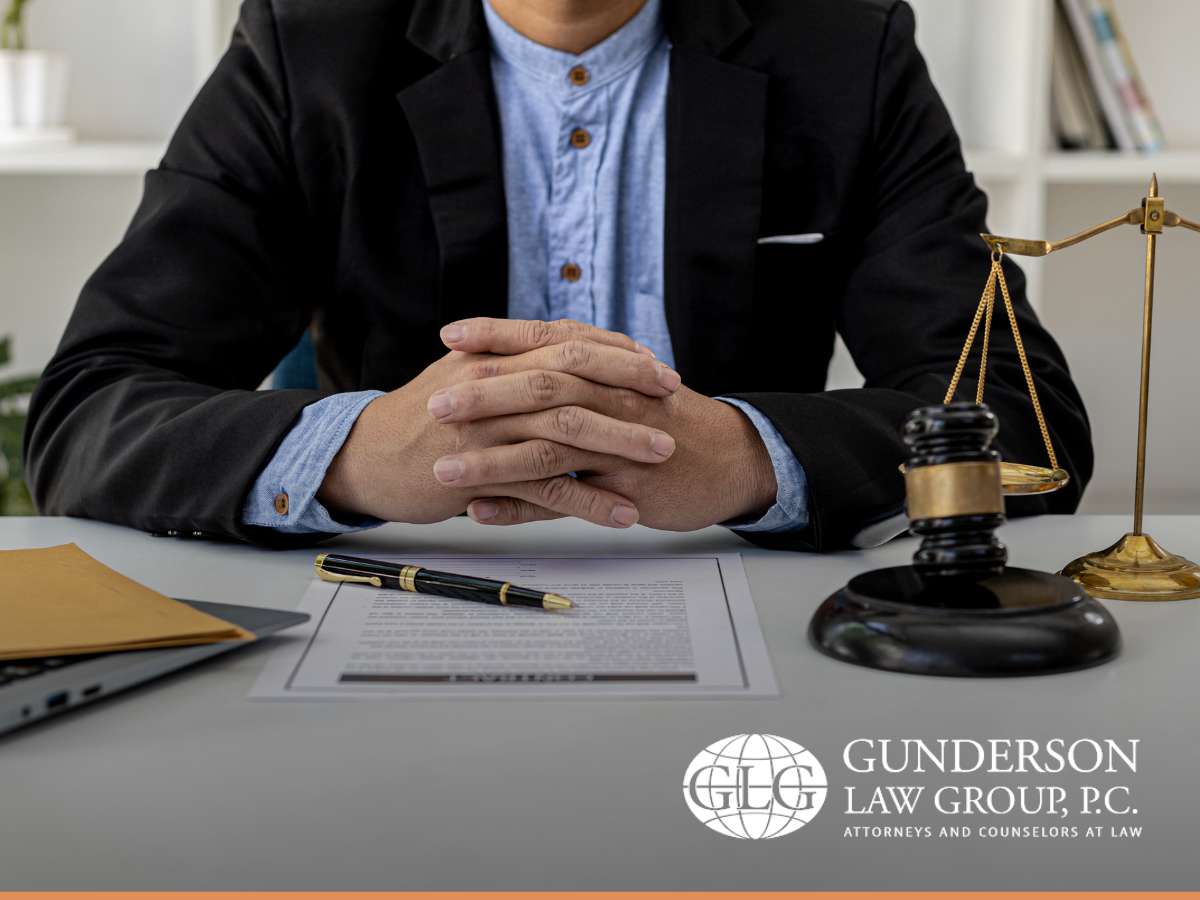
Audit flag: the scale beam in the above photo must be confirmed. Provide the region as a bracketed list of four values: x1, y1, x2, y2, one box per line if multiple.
[1165, 211, 1200, 233]
[982, 179, 1199, 259]
[981, 209, 1142, 258]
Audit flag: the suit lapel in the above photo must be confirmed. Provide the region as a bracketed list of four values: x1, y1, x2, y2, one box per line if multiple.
[399, 1, 508, 324]
[663, 46, 767, 393]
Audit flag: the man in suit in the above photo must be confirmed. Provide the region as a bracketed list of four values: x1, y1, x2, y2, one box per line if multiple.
[24, 0, 1092, 551]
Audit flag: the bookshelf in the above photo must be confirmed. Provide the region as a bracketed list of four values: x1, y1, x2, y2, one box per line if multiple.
[896, 0, 1200, 516]
[0, 1, 233, 176]
[0, 0, 237, 389]
[904, 0, 1197, 307]
[2, 0, 1199, 515]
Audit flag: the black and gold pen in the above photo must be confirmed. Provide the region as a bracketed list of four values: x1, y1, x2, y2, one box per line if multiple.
[314, 553, 574, 610]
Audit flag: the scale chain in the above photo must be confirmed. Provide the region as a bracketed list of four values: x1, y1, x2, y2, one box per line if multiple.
[945, 252, 1060, 472]
[944, 265, 996, 405]
[993, 258, 1059, 471]
[976, 263, 996, 406]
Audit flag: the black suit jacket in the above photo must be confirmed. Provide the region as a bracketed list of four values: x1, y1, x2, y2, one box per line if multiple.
[24, 0, 1093, 551]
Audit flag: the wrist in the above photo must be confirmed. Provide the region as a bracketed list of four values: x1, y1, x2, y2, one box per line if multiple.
[316, 397, 381, 519]
[714, 400, 778, 521]
[742, 429, 779, 521]
[316, 449, 362, 520]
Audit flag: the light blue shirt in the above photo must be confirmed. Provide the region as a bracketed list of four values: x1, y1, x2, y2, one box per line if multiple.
[241, 0, 808, 535]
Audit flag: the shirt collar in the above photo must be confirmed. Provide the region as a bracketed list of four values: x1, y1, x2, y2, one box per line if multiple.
[482, 0, 665, 92]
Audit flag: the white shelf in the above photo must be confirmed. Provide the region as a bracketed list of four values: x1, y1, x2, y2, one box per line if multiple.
[1043, 151, 1200, 185]
[3, 144, 1188, 184]
[964, 150, 1030, 182]
[0, 140, 164, 175]
[962, 149, 1200, 186]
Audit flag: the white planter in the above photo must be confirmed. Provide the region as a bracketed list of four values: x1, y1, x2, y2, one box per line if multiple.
[0, 52, 16, 128]
[0, 49, 71, 143]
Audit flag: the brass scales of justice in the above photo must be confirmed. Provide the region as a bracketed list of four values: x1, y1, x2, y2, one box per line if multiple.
[943, 174, 1200, 602]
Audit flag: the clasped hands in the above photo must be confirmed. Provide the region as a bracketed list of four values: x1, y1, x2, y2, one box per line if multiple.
[318, 318, 777, 531]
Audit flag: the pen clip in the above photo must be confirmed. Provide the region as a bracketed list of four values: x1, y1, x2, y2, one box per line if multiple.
[317, 570, 383, 588]
[314, 554, 383, 588]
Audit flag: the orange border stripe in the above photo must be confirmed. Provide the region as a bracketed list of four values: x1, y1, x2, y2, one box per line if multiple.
[2, 893, 1198, 899]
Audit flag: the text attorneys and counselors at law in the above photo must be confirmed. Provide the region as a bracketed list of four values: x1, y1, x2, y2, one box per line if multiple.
[23, 0, 1093, 552]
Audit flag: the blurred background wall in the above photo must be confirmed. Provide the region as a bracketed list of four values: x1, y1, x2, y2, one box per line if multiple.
[2, 0, 1198, 515]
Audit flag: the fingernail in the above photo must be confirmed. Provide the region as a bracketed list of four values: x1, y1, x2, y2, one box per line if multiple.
[649, 431, 675, 458]
[440, 323, 466, 343]
[611, 504, 639, 527]
[656, 364, 681, 391]
[471, 500, 499, 521]
[427, 390, 455, 418]
[433, 457, 465, 484]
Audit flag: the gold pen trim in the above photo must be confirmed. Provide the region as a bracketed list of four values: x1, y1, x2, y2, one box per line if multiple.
[542, 592, 574, 610]
[398, 565, 420, 592]
[499, 582, 511, 605]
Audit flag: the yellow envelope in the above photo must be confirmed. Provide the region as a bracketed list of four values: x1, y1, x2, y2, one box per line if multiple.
[0, 543, 253, 660]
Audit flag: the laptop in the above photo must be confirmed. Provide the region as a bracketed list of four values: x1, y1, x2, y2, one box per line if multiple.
[1, 599, 308, 736]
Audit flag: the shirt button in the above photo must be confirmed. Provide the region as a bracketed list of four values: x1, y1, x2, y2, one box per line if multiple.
[568, 65, 589, 86]
[560, 262, 583, 283]
[273, 492, 290, 515]
[569, 127, 591, 150]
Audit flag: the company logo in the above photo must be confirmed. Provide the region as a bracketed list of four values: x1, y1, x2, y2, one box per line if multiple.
[682, 734, 828, 839]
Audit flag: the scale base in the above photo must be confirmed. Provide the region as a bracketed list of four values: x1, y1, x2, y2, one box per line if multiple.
[1060, 532, 1200, 601]
[809, 566, 1120, 677]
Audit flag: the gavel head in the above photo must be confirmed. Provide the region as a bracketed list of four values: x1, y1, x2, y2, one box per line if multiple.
[903, 402, 1007, 578]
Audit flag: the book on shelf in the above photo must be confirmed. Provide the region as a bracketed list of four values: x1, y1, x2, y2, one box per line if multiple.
[1099, 0, 1166, 151]
[1051, 2, 1112, 151]
[1057, 0, 1164, 153]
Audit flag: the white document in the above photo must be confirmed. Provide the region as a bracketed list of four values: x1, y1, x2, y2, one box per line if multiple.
[251, 554, 776, 699]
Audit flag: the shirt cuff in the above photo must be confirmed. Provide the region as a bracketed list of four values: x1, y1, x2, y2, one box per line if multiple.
[715, 397, 810, 534]
[241, 390, 386, 534]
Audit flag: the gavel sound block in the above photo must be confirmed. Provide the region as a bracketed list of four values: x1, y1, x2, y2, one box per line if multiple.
[809, 403, 1120, 677]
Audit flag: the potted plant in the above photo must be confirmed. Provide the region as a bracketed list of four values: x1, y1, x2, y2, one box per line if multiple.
[0, 0, 72, 145]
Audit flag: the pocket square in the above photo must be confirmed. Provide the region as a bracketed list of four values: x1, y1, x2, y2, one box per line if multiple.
[757, 232, 825, 245]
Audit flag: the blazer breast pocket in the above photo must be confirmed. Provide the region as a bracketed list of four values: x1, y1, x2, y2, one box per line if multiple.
[756, 232, 825, 246]
[753, 228, 846, 313]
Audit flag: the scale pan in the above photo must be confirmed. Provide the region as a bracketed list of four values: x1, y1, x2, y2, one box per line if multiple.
[1001, 462, 1069, 495]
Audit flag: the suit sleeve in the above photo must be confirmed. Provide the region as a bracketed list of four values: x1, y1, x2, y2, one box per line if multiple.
[726, 0, 1093, 552]
[24, 0, 331, 546]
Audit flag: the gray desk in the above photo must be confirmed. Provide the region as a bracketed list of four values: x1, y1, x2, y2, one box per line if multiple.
[2, 515, 1197, 891]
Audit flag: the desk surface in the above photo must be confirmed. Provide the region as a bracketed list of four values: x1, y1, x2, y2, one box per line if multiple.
[2, 514, 1197, 891]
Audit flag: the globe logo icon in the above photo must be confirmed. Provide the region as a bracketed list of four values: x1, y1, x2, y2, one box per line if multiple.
[682, 734, 827, 839]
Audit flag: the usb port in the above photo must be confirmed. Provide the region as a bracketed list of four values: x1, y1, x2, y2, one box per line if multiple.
[82, 684, 102, 698]
[45, 691, 69, 710]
